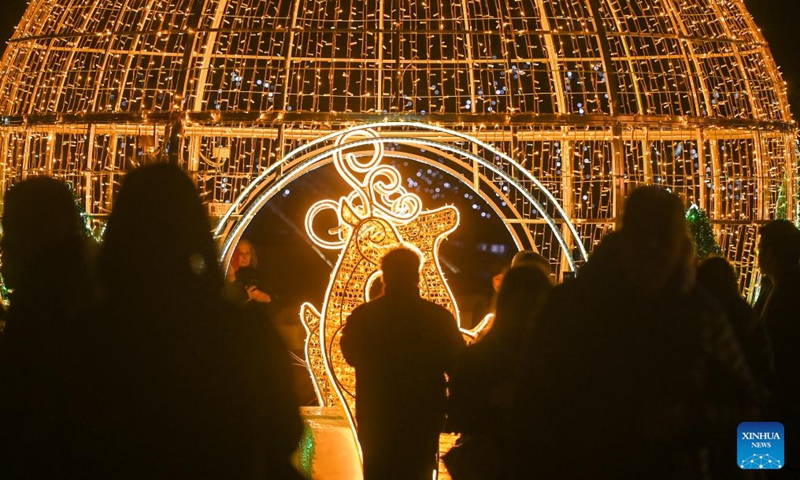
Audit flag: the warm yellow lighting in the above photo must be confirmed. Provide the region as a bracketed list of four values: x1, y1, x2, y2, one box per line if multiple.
[300, 129, 461, 457]
[0, 0, 796, 313]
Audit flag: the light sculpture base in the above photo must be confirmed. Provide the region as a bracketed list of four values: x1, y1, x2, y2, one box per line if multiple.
[298, 407, 457, 480]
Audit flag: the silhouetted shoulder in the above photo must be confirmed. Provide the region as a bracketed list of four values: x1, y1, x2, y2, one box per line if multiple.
[347, 298, 378, 319]
[419, 297, 457, 320]
[341, 299, 380, 337]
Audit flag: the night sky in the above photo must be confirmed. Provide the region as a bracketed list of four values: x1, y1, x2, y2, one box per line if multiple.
[1, 0, 799, 118]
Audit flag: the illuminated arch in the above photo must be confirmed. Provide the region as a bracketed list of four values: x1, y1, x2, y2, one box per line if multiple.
[216, 122, 588, 274]
[1, 0, 796, 305]
[215, 124, 588, 473]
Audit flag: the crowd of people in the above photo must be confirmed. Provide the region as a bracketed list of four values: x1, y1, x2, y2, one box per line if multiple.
[0, 165, 303, 479]
[341, 186, 800, 480]
[0, 165, 798, 480]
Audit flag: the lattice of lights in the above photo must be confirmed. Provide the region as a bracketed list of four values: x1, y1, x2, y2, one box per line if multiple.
[0, 0, 797, 297]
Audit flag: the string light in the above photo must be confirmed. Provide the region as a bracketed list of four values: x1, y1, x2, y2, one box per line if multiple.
[299, 128, 461, 459]
[1, 2, 796, 477]
[0, 1, 795, 302]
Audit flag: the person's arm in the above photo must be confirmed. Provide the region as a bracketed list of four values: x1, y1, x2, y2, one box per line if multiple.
[223, 277, 248, 305]
[447, 350, 481, 434]
[340, 309, 365, 368]
[433, 308, 466, 377]
[442, 310, 469, 433]
[246, 286, 271, 303]
[242, 269, 272, 304]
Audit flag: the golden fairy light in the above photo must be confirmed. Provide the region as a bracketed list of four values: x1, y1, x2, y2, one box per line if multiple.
[299, 129, 463, 459]
[0, 0, 797, 296]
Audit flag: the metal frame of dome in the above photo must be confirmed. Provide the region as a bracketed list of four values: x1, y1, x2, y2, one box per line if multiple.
[0, 0, 796, 292]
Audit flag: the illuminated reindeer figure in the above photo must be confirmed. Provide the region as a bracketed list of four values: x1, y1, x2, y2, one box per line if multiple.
[300, 129, 460, 453]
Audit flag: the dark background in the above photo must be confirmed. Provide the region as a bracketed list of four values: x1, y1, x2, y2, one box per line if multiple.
[744, 0, 800, 119]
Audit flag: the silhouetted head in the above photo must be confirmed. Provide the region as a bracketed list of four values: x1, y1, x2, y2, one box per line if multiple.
[380, 247, 421, 294]
[100, 163, 222, 301]
[620, 186, 691, 294]
[511, 250, 551, 277]
[487, 261, 509, 293]
[696, 256, 741, 305]
[1, 177, 84, 288]
[492, 265, 553, 339]
[758, 220, 800, 282]
[367, 274, 385, 301]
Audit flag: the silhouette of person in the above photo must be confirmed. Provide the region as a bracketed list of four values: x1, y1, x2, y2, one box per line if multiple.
[367, 274, 385, 300]
[757, 219, 800, 476]
[510, 249, 551, 277]
[341, 247, 466, 480]
[87, 163, 303, 480]
[753, 274, 773, 317]
[512, 186, 762, 480]
[696, 256, 774, 388]
[469, 261, 507, 329]
[447, 265, 552, 479]
[0, 176, 97, 479]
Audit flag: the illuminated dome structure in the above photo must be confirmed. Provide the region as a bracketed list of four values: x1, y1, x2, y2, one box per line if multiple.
[0, 0, 796, 293]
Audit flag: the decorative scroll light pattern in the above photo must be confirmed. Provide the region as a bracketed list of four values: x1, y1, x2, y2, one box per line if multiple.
[300, 129, 461, 447]
[331, 129, 423, 226]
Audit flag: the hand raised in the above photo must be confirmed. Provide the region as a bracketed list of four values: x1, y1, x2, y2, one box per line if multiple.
[246, 286, 271, 303]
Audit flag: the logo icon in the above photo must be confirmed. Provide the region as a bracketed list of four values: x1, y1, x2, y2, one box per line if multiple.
[738, 422, 784, 469]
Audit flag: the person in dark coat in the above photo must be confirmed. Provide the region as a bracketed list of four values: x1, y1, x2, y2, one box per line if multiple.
[757, 219, 800, 476]
[447, 265, 552, 479]
[0, 177, 97, 479]
[341, 247, 466, 480]
[225, 239, 271, 304]
[753, 274, 773, 318]
[511, 186, 763, 480]
[469, 261, 507, 329]
[696, 256, 774, 388]
[84, 163, 303, 480]
[224, 238, 276, 320]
